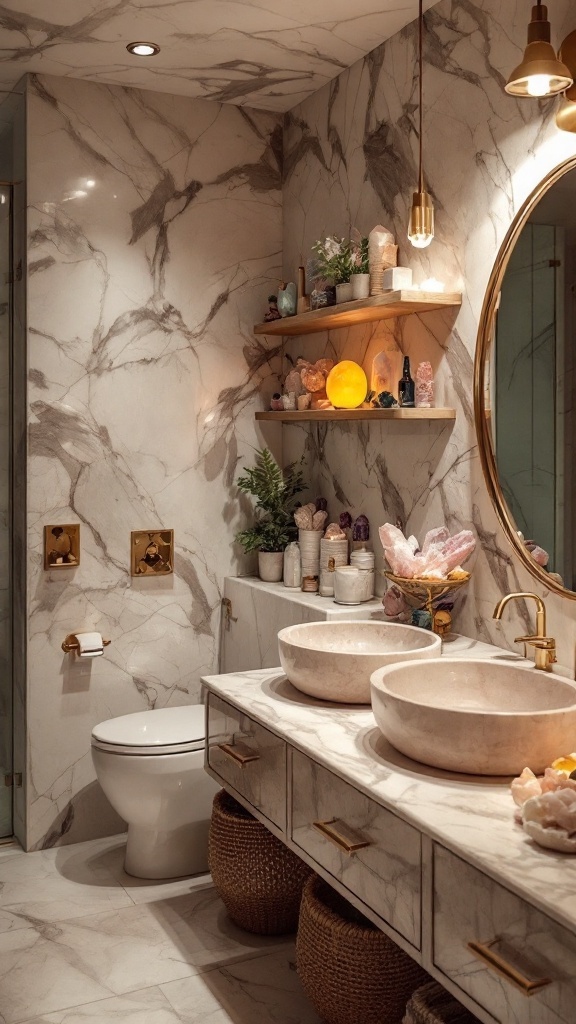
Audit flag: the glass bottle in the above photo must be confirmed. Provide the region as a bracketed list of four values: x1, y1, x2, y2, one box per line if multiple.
[398, 356, 415, 407]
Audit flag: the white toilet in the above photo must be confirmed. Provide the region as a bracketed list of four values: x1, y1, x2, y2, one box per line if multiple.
[91, 704, 219, 879]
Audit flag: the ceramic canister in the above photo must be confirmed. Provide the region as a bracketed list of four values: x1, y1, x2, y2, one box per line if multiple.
[334, 566, 364, 605]
[320, 537, 348, 570]
[298, 529, 321, 577]
[350, 548, 375, 600]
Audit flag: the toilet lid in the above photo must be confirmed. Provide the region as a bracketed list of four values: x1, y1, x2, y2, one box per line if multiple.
[91, 705, 205, 754]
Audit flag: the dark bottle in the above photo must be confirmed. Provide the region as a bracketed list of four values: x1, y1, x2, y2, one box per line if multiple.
[398, 356, 415, 407]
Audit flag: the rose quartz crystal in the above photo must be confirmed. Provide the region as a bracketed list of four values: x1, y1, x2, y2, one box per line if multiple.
[422, 527, 449, 554]
[383, 585, 410, 618]
[530, 545, 549, 567]
[415, 361, 434, 409]
[379, 523, 419, 577]
[437, 530, 476, 573]
[379, 523, 476, 579]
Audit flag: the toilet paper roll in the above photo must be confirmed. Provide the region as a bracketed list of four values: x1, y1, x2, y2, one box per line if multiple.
[75, 632, 104, 658]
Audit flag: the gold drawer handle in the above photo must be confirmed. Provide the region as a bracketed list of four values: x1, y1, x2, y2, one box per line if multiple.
[313, 819, 372, 856]
[217, 741, 261, 767]
[468, 939, 552, 997]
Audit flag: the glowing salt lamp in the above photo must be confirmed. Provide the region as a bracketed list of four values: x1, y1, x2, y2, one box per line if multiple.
[326, 361, 368, 409]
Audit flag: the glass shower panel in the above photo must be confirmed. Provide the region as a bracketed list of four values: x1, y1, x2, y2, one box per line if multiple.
[0, 184, 11, 837]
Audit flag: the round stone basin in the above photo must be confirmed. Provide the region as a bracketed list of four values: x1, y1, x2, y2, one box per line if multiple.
[370, 657, 576, 775]
[278, 621, 441, 705]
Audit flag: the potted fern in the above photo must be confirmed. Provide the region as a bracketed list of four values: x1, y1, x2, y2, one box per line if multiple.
[236, 449, 306, 582]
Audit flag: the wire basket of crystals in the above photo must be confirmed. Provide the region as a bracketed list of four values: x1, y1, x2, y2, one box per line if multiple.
[379, 523, 475, 636]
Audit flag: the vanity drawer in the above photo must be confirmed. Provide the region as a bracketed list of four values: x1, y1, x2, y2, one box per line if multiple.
[206, 694, 287, 831]
[291, 750, 421, 948]
[433, 844, 576, 1024]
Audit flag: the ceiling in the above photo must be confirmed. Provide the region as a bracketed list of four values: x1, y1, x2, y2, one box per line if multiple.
[0, 0, 433, 112]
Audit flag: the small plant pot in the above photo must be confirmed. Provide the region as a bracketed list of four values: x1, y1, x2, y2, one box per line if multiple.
[335, 282, 353, 303]
[351, 274, 370, 300]
[258, 550, 284, 582]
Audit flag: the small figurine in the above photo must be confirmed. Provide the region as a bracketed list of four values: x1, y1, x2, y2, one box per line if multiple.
[264, 295, 281, 322]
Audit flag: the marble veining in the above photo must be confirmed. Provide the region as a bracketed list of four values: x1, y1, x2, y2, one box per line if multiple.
[434, 845, 576, 1024]
[202, 635, 576, 936]
[292, 749, 421, 948]
[0, 1, 437, 113]
[23, 73, 282, 850]
[0, 835, 315, 1024]
[279, 0, 576, 669]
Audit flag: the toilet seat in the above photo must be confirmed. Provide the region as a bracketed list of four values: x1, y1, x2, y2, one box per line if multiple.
[91, 705, 206, 756]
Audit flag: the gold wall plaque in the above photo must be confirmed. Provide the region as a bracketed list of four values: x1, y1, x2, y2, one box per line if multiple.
[44, 524, 80, 569]
[131, 530, 174, 577]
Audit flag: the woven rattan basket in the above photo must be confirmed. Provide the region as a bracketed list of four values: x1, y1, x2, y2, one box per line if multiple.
[403, 982, 481, 1024]
[209, 789, 311, 935]
[297, 875, 429, 1024]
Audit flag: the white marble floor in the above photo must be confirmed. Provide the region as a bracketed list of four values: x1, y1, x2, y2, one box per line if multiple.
[0, 836, 321, 1024]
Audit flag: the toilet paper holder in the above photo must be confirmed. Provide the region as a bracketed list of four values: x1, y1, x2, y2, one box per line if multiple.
[61, 634, 112, 654]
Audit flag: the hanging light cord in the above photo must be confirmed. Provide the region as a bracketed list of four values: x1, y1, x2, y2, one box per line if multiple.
[418, 0, 424, 193]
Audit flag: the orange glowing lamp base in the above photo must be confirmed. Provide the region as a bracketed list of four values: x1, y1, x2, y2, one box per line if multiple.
[326, 360, 368, 409]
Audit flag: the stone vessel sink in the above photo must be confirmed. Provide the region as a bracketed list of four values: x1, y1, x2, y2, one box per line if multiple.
[371, 657, 576, 775]
[278, 621, 441, 705]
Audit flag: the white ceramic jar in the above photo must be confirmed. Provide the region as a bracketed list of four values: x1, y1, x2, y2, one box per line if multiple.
[334, 566, 364, 605]
[350, 548, 375, 601]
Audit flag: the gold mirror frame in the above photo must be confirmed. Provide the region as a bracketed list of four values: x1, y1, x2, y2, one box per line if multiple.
[474, 155, 576, 600]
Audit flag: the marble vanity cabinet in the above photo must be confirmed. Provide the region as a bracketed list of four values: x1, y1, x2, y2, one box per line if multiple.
[203, 635, 576, 1024]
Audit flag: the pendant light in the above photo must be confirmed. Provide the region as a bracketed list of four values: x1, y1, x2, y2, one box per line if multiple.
[505, 2, 572, 98]
[408, 0, 434, 250]
[556, 31, 576, 133]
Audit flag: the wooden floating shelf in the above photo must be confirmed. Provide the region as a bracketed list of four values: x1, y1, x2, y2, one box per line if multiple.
[256, 408, 456, 423]
[254, 290, 462, 337]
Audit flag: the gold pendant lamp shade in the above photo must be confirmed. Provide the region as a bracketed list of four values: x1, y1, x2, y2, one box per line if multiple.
[408, 191, 434, 249]
[556, 31, 576, 133]
[408, 0, 434, 249]
[505, 2, 572, 98]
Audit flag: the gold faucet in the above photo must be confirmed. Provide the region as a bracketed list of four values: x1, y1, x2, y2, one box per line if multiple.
[493, 593, 557, 672]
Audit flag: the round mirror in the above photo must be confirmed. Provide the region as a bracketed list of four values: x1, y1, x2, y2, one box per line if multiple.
[475, 156, 576, 598]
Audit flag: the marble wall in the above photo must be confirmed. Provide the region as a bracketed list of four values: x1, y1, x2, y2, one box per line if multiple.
[0, 0, 438, 113]
[278, 0, 576, 665]
[25, 73, 282, 849]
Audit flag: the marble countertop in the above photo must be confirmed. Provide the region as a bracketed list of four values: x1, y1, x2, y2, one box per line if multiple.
[203, 634, 576, 935]
[227, 576, 385, 617]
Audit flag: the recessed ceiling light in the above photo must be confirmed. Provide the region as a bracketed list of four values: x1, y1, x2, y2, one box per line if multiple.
[126, 41, 160, 57]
